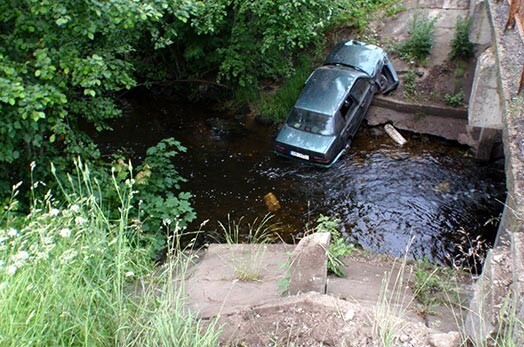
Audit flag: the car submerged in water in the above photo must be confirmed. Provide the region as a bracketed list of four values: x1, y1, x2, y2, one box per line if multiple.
[273, 40, 399, 167]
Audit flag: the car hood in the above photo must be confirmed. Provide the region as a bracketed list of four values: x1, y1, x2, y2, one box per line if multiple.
[276, 125, 337, 154]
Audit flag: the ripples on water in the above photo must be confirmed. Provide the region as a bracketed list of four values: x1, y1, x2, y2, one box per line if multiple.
[94, 95, 506, 264]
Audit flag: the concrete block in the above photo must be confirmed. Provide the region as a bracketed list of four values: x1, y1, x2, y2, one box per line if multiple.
[469, 0, 492, 45]
[468, 47, 503, 129]
[289, 232, 330, 295]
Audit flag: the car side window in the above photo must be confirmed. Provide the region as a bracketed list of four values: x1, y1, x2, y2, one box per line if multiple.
[340, 97, 352, 116]
[334, 111, 345, 133]
[350, 79, 369, 102]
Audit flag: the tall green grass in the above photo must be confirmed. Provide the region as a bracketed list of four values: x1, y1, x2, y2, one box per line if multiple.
[0, 160, 219, 346]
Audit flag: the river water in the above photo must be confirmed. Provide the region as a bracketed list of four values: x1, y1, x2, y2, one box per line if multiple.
[94, 94, 506, 265]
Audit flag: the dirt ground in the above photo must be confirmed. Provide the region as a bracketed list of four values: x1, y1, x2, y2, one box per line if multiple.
[187, 245, 473, 347]
[356, 0, 475, 108]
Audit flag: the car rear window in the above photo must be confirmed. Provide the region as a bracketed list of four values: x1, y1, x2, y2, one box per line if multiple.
[286, 108, 335, 135]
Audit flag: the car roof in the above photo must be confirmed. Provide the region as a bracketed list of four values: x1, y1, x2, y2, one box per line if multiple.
[324, 40, 385, 76]
[295, 66, 364, 116]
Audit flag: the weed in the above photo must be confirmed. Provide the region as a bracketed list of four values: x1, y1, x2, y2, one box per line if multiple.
[403, 70, 419, 99]
[410, 258, 467, 319]
[357, 28, 382, 47]
[450, 17, 474, 60]
[277, 257, 291, 296]
[386, 4, 407, 18]
[218, 214, 277, 281]
[448, 227, 488, 275]
[0, 160, 219, 346]
[314, 215, 355, 277]
[444, 91, 465, 107]
[397, 13, 438, 63]
[372, 245, 414, 347]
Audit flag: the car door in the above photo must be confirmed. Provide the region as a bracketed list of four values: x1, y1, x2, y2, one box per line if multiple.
[339, 94, 358, 143]
[348, 78, 372, 137]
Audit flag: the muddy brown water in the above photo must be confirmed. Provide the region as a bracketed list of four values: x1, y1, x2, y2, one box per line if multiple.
[93, 95, 506, 265]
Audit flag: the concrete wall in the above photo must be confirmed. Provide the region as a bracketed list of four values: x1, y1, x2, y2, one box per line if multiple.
[466, 0, 524, 343]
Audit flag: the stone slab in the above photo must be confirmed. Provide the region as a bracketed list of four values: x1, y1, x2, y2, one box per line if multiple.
[185, 243, 294, 318]
[366, 105, 476, 146]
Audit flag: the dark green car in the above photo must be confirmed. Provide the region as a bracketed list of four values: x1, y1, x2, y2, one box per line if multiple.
[273, 40, 399, 167]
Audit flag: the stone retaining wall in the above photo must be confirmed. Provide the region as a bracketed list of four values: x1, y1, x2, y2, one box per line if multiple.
[466, 0, 524, 343]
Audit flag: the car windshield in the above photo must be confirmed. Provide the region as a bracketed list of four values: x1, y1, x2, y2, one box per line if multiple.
[286, 108, 335, 135]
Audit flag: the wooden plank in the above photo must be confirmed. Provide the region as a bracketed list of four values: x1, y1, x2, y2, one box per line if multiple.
[507, 0, 524, 39]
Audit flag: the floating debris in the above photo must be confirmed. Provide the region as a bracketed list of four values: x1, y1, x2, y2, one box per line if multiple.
[263, 192, 281, 212]
[384, 124, 407, 146]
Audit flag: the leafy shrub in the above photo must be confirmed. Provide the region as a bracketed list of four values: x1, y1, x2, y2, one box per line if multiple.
[397, 13, 437, 62]
[0, 161, 218, 346]
[450, 17, 474, 60]
[315, 215, 355, 277]
[111, 139, 195, 255]
[444, 91, 465, 107]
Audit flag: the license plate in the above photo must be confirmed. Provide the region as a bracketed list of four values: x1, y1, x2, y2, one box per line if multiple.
[290, 150, 309, 160]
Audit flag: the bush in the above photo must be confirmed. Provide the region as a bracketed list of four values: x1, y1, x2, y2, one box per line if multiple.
[0, 161, 218, 346]
[397, 13, 437, 62]
[314, 215, 355, 277]
[444, 91, 465, 107]
[450, 17, 474, 60]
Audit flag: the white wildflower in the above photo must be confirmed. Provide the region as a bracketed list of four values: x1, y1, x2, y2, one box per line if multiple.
[162, 218, 172, 226]
[60, 249, 78, 263]
[7, 228, 18, 237]
[14, 251, 30, 262]
[7, 265, 17, 276]
[49, 208, 60, 216]
[42, 236, 53, 245]
[75, 216, 87, 226]
[12, 181, 23, 191]
[59, 228, 71, 238]
[125, 271, 135, 278]
[70, 204, 80, 213]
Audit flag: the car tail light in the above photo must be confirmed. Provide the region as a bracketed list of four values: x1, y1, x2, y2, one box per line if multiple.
[312, 156, 329, 163]
[274, 144, 286, 152]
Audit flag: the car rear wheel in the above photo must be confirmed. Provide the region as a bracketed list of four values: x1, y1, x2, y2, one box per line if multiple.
[378, 73, 389, 93]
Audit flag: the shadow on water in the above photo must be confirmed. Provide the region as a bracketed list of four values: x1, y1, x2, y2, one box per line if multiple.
[93, 94, 506, 265]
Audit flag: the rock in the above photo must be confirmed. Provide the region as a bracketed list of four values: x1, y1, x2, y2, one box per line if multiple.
[399, 334, 410, 343]
[369, 126, 385, 137]
[289, 232, 331, 295]
[428, 331, 461, 347]
[344, 309, 355, 321]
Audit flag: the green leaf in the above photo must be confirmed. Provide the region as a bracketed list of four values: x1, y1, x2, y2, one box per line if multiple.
[84, 89, 96, 97]
[55, 17, 69, 26]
